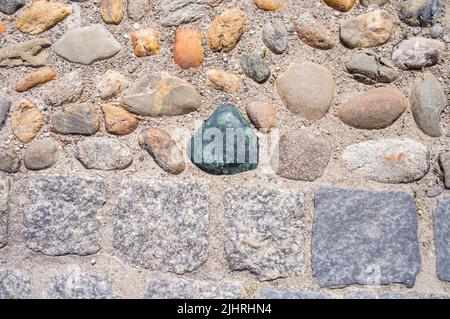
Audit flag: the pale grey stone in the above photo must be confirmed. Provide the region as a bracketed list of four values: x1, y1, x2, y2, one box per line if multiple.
[430, 25, 444, 38]
[0, 178, 10, 248]
[75, 138, 133, 171]
[144, 274, 241, 299]
[259, 289, 331, 299]
[0, 148, 21, 173]
[434, 197, 450, 282]
[344, 292, 448, 299]
[127, 0, 151, 21]
[0, 38, 51, 68]
[262, 21, 288, 54]
[0, 97, 11, 129]
[53, 25, 122, 65]
[224, 187, 304, 281]
[42, 71, 84, 107]
[360, 0, 390, 6]
[342, 138, 429, 183]
[113, 179, 210, 274]
[312, 187, 421, 288]
[23, 174, 106, 256]
[0, 269, 32, 299]
[24, 138, 59, 171]
[392, 37, 444, 70]
[345, 51, 398, 84]
[48, 273, 117, 299]
[157, 0, 212, 27]
[426, 186, 443, 198]
[0, 0, 25, 15]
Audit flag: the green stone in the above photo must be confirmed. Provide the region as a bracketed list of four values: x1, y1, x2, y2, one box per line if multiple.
[188, 104, 259, 175]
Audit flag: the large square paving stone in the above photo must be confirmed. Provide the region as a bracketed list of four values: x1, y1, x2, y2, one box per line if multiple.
[434, 197, 450, 282]
[312, 187, 421, 288]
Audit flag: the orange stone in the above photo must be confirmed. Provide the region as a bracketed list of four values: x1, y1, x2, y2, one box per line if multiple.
[207, 7, 246, 53]
[0, 21, 4, 34]
[173, 28, 203, 70]
[253, 0, 290, 11]
[16, 67, 56, 92]
[131, 28, 159, 57]
[323, 0, 356, 12]
[102, 104, 138, 136]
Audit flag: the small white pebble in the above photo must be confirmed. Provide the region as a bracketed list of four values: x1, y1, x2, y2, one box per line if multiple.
[90, 258, 96, 265]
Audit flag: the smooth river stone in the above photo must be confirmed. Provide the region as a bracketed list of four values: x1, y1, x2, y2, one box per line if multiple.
[392, 37, 444, 70]
[53, 24, 122, 65]
[24, 138, 59, 171]
[253, 0, 291, 11]
[342, 138, 430, 183]
[294, 12, 335, 50]
[323, 0, 356, 12]
[207, 7, 246, 53]
[276, 62, 335, 121]
[11, 99, 43, 143]
[345, 51, 398, 84]
[51, 103, 100, 135]
[337, 88, 407, 130]
[173, 28, 203, 70]
[262, 20, 288, 54]
[188, 104, 259, 175]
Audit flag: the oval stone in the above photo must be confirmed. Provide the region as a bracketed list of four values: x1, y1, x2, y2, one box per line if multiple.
[11, 99, 43, 143]
[294, 12, 335, 50]
[262, 20, 288, 54]
[173, 28, 203, 70]
[392, 37, 444, 70]
[323, 0, 356, 12]
[207, 7, 245, 53]
[337, 88, 407, 130]
[24, 138, 59, 171]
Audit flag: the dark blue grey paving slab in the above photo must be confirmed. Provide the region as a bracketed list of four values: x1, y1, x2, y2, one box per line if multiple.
[434, 197, 450, 282]
[312, 187, 421, 288]
[0, 269, 32, 299]
[48, 273, 118, 299]
[259, 288, 332, 299]
[224, 187, 304, 281]
[344, 292, 449, 299]
[144, 274, 241, 299]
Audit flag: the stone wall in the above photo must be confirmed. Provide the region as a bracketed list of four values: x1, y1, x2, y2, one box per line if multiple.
[0, 0, 449, 299]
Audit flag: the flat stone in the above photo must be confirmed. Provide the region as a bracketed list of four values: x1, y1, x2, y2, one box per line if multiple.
[0, 269, 32, 299]
[157, 0, 214, 27]
[206, 69, 241, 93]
[130, 28, 159, 57]
[96, 70, 125, 99]
[254, 0, 290, 11]
[122, 72, 201, 116]
[240, 53, 271, 84]
[0, 0, 25, 15]
[337, 88, 407, 130]
[434, 197, 450, 281]
[75, 138, 133, 171]
[0, 97, 11, 129]
[399, 0, 444, 27]
[24, 138, 59, 171]
[53, 24, 122, 65]
[188, 104, 259, 175]
[15, 67, 56, 93]
[42, 71, 84, 107]
[426, 186, 443, 198]
[144, 274, 241, 299]
[113, 179, 210, 274]
[392, 37, 444, 70]
[430, 24, 444, 38]
[439, 152, 450, 189]
[0, 178, 10, 248]
[262, 20, 288, 54]
[48, 273, 117, 299]
[207, 7, 246, 52]
[340, 10, 393, 48]
[344, 292, 447, 299]
[139, 128, 185, 175]
[272, 131, 331, 181]
[312, 187, 421, 288]
[276, 62, 334, 121]
[11, 99, 43, 143]
[23, 174, 106, 256]
[224, 187, 304, 281]
[294, 12, 335, 50]
[323, 0, 356, 12]
[173, 28, 203, 70]
[246, 96, 277, 133]
[259, 289, 332, 299]
[345, 51, 399, 84]
[0, 148, 21, 173]
[342, 138, 429, 183]
[411, 72, 447, 137]
[0, 38, 51, 68]
[100, 0, 124, 25]
[102, 104, 138, 136]
[52, 103, 100, 135]
[127, 0, 150, 21]
[16, 1, 71, 35]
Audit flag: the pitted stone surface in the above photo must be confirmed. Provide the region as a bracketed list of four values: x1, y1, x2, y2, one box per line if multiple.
[113, 179, 210, 274]
[344, 291, 448, 299]
[259, 289, 332, 299]
[144, 274, 241, 299]
[48, 273, 117, 299]
[224, 187, 304, 281]
[312, 187, 420, 288]
[22, 174, 106, 256]
[434, 197, 450, 282]
[0, 269, 32, 299]
[0, 178, 9, 248]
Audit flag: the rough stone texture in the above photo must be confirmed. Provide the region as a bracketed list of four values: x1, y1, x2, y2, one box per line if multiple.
[113, 179, 210, 274]
[15, 67, 56, 93]
[75, 138, 133, 171]
[224, 187, 304, 281]
[100, 0, 124, 25]
[130, 28, 159, 57]
[272, 131, 331, 181]
[276, 62, 334, 121]
[173, 28, 203, 70]
[342, 138, 430, 183]
[127, 0, 150, 21]
[48, 273, 117, 299]
[345, 51, 399, 84]
[344, 291, 448, 299]
[53, 24, 122, 65]
[246, 96, 277, 133]
[42, 71, 84, 107]
[0, 97, 11, 129]
[0, 38, 51, 68]
[360, 0, 390, 6]
[24, 138, 59, 171]
[51, 103, 100, 135]
[96, 70, 125, 99]
[0, 269, 32, 299]
[240, 53, 271, 84]
[23, 174, 106, 256]
[11, 99, 43, 143]
[206, 69, 241, 93]
[157, 0, 214, 27]
[144, 274, 241, 299]
[102, 104, 138, 136]
[399, 0, 444, 27]
[439, 152, 450, 189]
[0, 0, 25, 15]
[262, 20, 288, 54]
[434, 197, 450, 282]
[207, 7, 246, 52]
[259, 289, 332, 299]
[337, 88, 407, 129]
[294, 12, 335, 50]
[0, 178, 9, 248]
[0, 148, 21, 173]
[312, 187, 421, 288]
[122, 72, 201, 116]
[411, 72, 447, 137]
[392, 37, 444, 70]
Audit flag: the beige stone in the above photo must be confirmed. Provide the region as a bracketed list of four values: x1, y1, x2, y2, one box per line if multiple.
[11, 99, 43, 143]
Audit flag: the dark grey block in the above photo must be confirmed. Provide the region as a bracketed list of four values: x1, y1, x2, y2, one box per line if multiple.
[434, 197, 450, 282]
